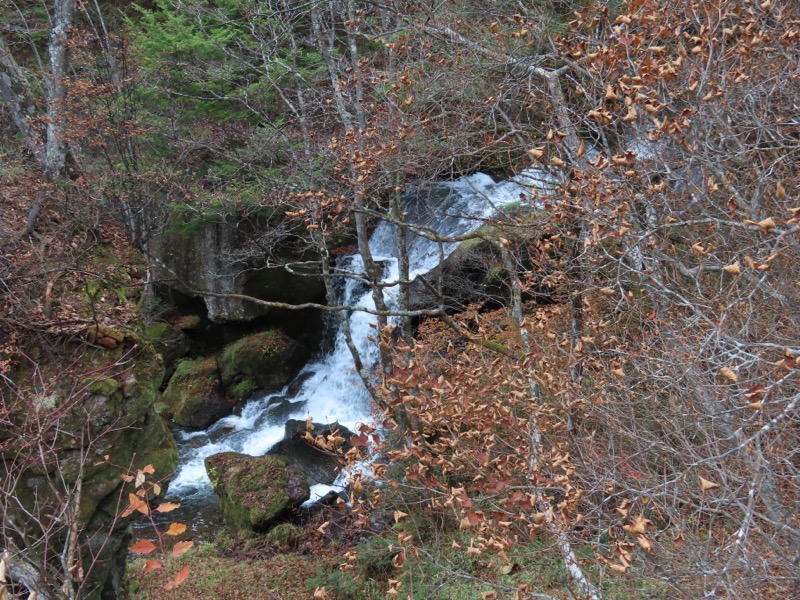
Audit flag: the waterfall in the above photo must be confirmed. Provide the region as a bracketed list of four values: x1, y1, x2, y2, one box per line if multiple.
[168, 170, 555, 503]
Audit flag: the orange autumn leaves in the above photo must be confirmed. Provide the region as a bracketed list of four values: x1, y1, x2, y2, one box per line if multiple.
[123, 464, 194, 590]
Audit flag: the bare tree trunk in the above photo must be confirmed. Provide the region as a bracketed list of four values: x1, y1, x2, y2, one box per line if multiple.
[0, 0, 76, 182]
[44, 0, 77, 181]
[0, 37, 47, 167]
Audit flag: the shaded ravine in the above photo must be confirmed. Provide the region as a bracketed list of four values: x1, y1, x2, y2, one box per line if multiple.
[158, 171, 555, 533]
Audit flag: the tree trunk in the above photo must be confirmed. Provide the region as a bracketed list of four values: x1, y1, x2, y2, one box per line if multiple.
[44, 0, 77, 181]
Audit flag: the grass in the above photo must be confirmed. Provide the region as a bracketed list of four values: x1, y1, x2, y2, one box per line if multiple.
[125, 542, 340, 599]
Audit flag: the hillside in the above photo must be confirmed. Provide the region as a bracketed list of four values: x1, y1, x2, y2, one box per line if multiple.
[2, 0, 799, 598]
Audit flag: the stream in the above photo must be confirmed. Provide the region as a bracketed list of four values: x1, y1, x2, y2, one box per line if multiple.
[161, 170, 556, 533]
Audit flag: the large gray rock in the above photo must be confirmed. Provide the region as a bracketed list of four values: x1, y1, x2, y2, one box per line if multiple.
[148, 212, 326, 323]
[269, 420, 353, 485]
[204, 452, 310, 532]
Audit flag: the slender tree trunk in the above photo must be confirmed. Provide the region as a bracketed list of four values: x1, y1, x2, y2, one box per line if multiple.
[44, 0, 77, 181]
[0, 0, 76, 181]
[0, 37, 47, 167]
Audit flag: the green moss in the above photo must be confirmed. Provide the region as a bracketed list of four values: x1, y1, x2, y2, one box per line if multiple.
[204, 453, 309, 532]
[144, 321, 191, 371]
[87, 377, 122, 396]
[161, 357, 229, 428]
[218, 330, 286, 382]
[145, 321, 174, 341]
[136, 409, 179, 481]
[265, 523, 302, 548]
[230, 377, 259, 400]
[162, 357, 220, 413]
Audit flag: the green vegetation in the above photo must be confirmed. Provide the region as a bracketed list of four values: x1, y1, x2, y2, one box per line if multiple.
[204, 453, 309, 532]
[2, 0, 799, 598]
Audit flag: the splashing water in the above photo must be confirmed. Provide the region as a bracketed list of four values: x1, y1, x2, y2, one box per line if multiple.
[168, 170, 556, 504]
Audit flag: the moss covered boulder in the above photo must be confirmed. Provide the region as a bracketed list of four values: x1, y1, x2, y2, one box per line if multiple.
[161, 357, 232, 429]
[204, 452, 310, 532]
[218, 330, 309, 395]
[144, 320, 191, 375]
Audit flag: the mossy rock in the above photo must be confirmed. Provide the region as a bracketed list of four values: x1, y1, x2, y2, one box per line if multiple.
[218, 330, 309, 393]
[4, 370, 177, 600]
[144, 321, 191, 373]
[230, 376, 260, 401]
[161, 357, 232, 429]
[204, 452, 310, 532]
[172, 314, 201, 330]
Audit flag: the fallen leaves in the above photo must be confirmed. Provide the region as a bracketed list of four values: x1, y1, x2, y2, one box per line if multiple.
[164, 566, 190, 590]
[142, 560, 162, 574]
[165, 522, 187, 536]
[130, 540, 157, 555]
[699, 476, 719, 492]
[719, 367, 738, 383]
[723, 261, 741, 275]
[171, 541, 194, 558]
[156, 502, 181, 513]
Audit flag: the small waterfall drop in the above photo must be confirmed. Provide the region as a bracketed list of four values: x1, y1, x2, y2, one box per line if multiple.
[168, 170, 555, 505]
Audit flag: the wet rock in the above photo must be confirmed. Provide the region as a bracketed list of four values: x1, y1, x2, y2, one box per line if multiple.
[269, 420, 353, 485]
[160, 357, 232, 429]
[204, 452, 310, 532]
[262, 396, 305, 425]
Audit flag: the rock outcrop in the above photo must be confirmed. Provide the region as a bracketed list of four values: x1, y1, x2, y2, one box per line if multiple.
[159, 329, 308, 429]
[204, 452, 310, 532]
[148, 211, 326, 323]
[1, 342, 179, 600]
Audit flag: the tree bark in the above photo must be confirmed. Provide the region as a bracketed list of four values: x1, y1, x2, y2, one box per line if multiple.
[44, 0, 77, 181]
[0, 0, 76, 181]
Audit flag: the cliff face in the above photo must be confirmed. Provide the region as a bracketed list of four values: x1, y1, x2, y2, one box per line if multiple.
[2, 340, 179, 600]
[147, 212, 326, 323]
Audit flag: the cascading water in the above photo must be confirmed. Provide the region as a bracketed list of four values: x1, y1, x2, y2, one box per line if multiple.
[167, 170, 555, 510]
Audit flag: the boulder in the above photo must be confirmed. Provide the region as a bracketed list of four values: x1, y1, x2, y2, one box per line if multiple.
[144, 321, 191, 375]
[204, 452, 310, 532]
[218, 330, 309, 394]
[148, 211, 326, 323]
[265, 522, 303, 548]
[269, 420, 353, 485]
[161, 357, 232, 429]
[408, 236, 506, 312]
[408, 214, 557, 313]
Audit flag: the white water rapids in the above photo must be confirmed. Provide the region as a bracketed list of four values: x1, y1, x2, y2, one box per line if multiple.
[168, 170, 555, 505]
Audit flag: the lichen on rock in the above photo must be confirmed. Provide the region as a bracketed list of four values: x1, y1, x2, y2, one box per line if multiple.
[204, 452, 310, 532]
[160, 356, 231, 429]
